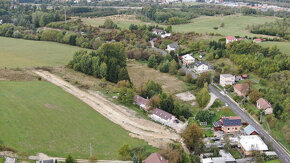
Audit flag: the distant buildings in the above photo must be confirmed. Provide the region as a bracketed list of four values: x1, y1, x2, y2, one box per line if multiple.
[220, 74, 235, 87]
[234, 83, 250, 96]
[253, 38, 262, 43]
[213, 116, 242, 133]
[226, 36, 237, 44]
[181, 54, 195, 65]
[150, 108, 177, 126]
[144, 153, 168, 163]
[239, 135, 268, 156]
[0, 20, 3, 25]
[256, 98, 273, 115]
[166, 43, 179, 52]
[152, 28, 165, 35]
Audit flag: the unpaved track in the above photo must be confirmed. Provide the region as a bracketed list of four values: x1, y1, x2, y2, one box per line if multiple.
[34, 70, 180, 148]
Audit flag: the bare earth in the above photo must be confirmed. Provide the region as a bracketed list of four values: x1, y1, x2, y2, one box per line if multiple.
[34, 70, 180, 148]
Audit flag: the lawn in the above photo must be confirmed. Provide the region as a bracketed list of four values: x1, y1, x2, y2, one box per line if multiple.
[172, 15, 278, 37]
[0, 81, 154, 159]
[0, 158, 4, 163]
[265, 159, 282, 163]
[127, 61, 187, 95]
[260, 41, 290, 55]
[0, 37, 86, 68]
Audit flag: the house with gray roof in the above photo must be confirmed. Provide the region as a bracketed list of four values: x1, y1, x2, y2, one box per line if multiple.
[244, 125, 258, 135]
[150, 108, 177, 127]
[166, 43, 179, 52]
[194, 61, 213, 73]
[214, 116, 242, 133]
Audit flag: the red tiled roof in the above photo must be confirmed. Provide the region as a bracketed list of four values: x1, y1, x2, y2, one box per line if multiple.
[144, 153, 168, 163]
[257, 98, 272, 109]
[242, 74, 248, 78]
[226, 36, 236, 40]
[234, 83, 249, 95]
[135, 95, 149, 107]
[254, 38, 262, 41]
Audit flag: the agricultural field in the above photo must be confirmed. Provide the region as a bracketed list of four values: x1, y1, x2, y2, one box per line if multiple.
[127, 61, 187, 95]
[0, 80, 153, 159]
[172, 15, 278, 37]
[0, 37, 86, 68]
[81, 15, 157, 29]
[260, 41, 290, 55]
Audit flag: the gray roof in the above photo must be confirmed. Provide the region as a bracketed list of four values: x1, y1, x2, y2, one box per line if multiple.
[213, 120, 222, 127]
[223, 118, 242, 126]
[194, 61, 208, 67]
[212, 157, 225, 163]
[168, 43, 179, 49]
[244, 125, 258, 135]
[152, 108, 175, 120]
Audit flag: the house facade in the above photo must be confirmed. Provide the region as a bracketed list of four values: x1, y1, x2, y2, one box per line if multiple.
[134, 95, 150, 111]
[234, 83, 249, 96]
[256, 98, 273, 115]
[181, 54, 195, 65]
[150, 108, 177, 127]
[226, 36, 237, 44]
[194, 61, 211, 73]
[213, 116, 242, 133]
[239, 135, 268, 156]
[152, 28, 165, 35]
[166, 43, 179, 52]
[220, 74, 235, 87]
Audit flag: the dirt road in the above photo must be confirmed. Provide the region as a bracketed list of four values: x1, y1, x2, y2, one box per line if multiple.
[34, 70, 180, 148]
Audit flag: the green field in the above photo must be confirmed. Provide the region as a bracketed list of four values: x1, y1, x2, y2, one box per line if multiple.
[172, 15, 278, 37]
[0, 37, 85, 68]
[0, 81, 153, 159]
[260, 41, 290, 55]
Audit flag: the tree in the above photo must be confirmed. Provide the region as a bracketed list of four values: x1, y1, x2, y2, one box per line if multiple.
[169, 60, 177, 74]
[196, 72, 211, 88]
[103, 18, 118, 29]
[65, 155, 76, 163]
[149, 95, 161, 109]
[185, 73, 192, 83]
[190, 154, 200, 163]
[273, 103, 284, 119]
[249, 89, 263, 103]
[165, 25, 172, 33]
[181, 123, 204, 154]
[224, 135, 231, 152]
[88, 155, 98, 163]
[118, 88, 135, 105]
[146, 80, 162, 98]
[196, 84, 210, 108]
[161, 143, 183, 163]
[118, 144, 131, 160]
[118, 68, 130, 82]
[148, 55, 157, 68]
[195, 110, 215, 124]
[99, 62, 107, 78]
[160, 93, 175, 113]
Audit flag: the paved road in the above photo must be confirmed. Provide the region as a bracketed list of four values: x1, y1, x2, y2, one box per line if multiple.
[209, 85, 290, 163]
[149, 40, 167, 56]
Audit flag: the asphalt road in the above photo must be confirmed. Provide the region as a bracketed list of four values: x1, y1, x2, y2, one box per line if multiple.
[209, 85, 290, 163]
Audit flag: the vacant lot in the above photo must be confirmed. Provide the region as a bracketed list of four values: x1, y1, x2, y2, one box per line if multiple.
[260, 41, 290, 55]
[127, 61, 187, 94]
[172, 15, 278, 37]
[0, 37, 86, 68]
[0, 80, 154, 159]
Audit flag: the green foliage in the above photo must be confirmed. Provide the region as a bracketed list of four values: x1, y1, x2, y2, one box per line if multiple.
[118, 144, 131, 160]
[196, 72, 211, 88]
[0, 23, 15, 37]
[158, 60, 170, 73]
[65, 155, 76, 163]
[190, 154, 200, 163]
[181, 123, 204, 154]
[102, 18, 118, 29]
[145, 80, 162, 98]
[196, 84, 210, 108]
[249, 89, 263, 103]
[195, 110, 215, 124]
[169, 60, 178, 75]
[147, 55, 157, 68]
[118, 88, 135, 105]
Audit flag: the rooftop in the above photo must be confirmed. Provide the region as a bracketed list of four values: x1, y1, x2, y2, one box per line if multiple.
[244, 125, 258, 135]
[144, 153, 168, 163]
[182, 54, 195, 60]
[240, 135, 268, 151]
[168, 43, 179, 49]
[194, 61, 208, 67]
[257, 98, 272, 109]
[226, 36, 236, 40]
[220, 74, 235, 78]
[234, 83, 249, 94]
[152, 108, 175, 121]
[221, 116, 242, 126]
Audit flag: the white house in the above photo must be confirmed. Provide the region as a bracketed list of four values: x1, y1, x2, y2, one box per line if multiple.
[181, 54, 195, 65]
[150, 108, 177, 127]
[152, 28, 165, 35]
[161, 33, 171, 38]
[256, 98, 273, 115]
[226, 36, 237, 44]
[194, 61, 211, 73]
[166, 43, 179, 52]
[220, 74, 235, 87]
[239, 135, 268, 156]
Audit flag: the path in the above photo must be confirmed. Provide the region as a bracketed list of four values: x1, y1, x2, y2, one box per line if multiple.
[205, 92, 218, 109]
[34, 70, 180, 148]
[209, 85, 290, 163]
[181, 65, 198, 79]
[149, 39, 167, 56]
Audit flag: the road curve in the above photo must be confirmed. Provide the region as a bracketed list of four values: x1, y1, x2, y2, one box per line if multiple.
[209, 85, 290, 163]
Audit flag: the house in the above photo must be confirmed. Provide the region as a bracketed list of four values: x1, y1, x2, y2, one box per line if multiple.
[256, 98, 273, 115]
[152, 28, 165, 35]
[235, 75, 243, 82]
[253, 38, 262, 43]
[220, 74, 235, 87]
[161, 33, 171, 38]
[234, 83, 249, 96]
[244, 125, 259, 135]
[144, 153, 168, 163]
[219, 150, 236, 162]
[239, 135, 268, 156]
[241, 74, 248, 79]
[0, 20, 3, 25]
[213, 116, 242, 133]
[226, 36, 237, 44]
[166, 43, 179, 52]
[150, 108, 177, 127]
[134, 95, 150, 111]
[194, 61, 212, 73]
[181, 54, 195, 65]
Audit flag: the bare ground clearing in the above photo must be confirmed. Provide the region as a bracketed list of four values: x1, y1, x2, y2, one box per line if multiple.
[33, 70, 180, 148]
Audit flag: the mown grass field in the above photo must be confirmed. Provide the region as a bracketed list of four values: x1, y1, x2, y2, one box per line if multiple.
[0, 81, 154, 159]
[260, 41, 290, 55]
[0, 37, 86, 68]
[172, 15, 278, 37]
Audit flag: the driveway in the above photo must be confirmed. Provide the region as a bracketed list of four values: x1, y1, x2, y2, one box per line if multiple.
[209, 85, 290, 163]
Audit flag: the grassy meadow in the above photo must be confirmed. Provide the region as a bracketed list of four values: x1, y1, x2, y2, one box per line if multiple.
[260, 41, 290, 55]
[0, 81, 154, 159]
[0, 37, 86, 68]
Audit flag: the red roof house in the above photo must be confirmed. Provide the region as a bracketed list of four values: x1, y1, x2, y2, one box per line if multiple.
[253, 38, 262, 43]
[226, 36, 237, 44]
[134, 95, 150, 111]
[234, 83, 250, 96]
[256, 98, 273, 115]
[144, 153, 168, 163]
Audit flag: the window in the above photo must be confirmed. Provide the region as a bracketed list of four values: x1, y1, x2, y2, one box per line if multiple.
[228, 128, 230, 130]
[235, 128, 237, 130]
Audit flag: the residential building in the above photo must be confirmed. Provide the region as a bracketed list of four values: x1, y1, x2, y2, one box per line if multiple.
[134, 95, 150, 111]
[194, 61, 212, 73]
[256, 98, 273, 115]
[219, 150, 236, 162]
[161, 33, 171, 38]
[152, 28, 165, 35]
[226, 36, 237, 44]
[166, 43, 179, 52]
[150, 108, 177, 127]
[181, 54, 195, 65]
[244, 125, 259, 135]
[234, 83, 249, 96]
[213, 116, 242, 133]
[239, 135, 268, 156]
[220, 74, 235, 87]
[144, 153, 168, 163]
[253, 38, 262, 43]
[0, 20, 3, 25]
[235, 75, 243, 82]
